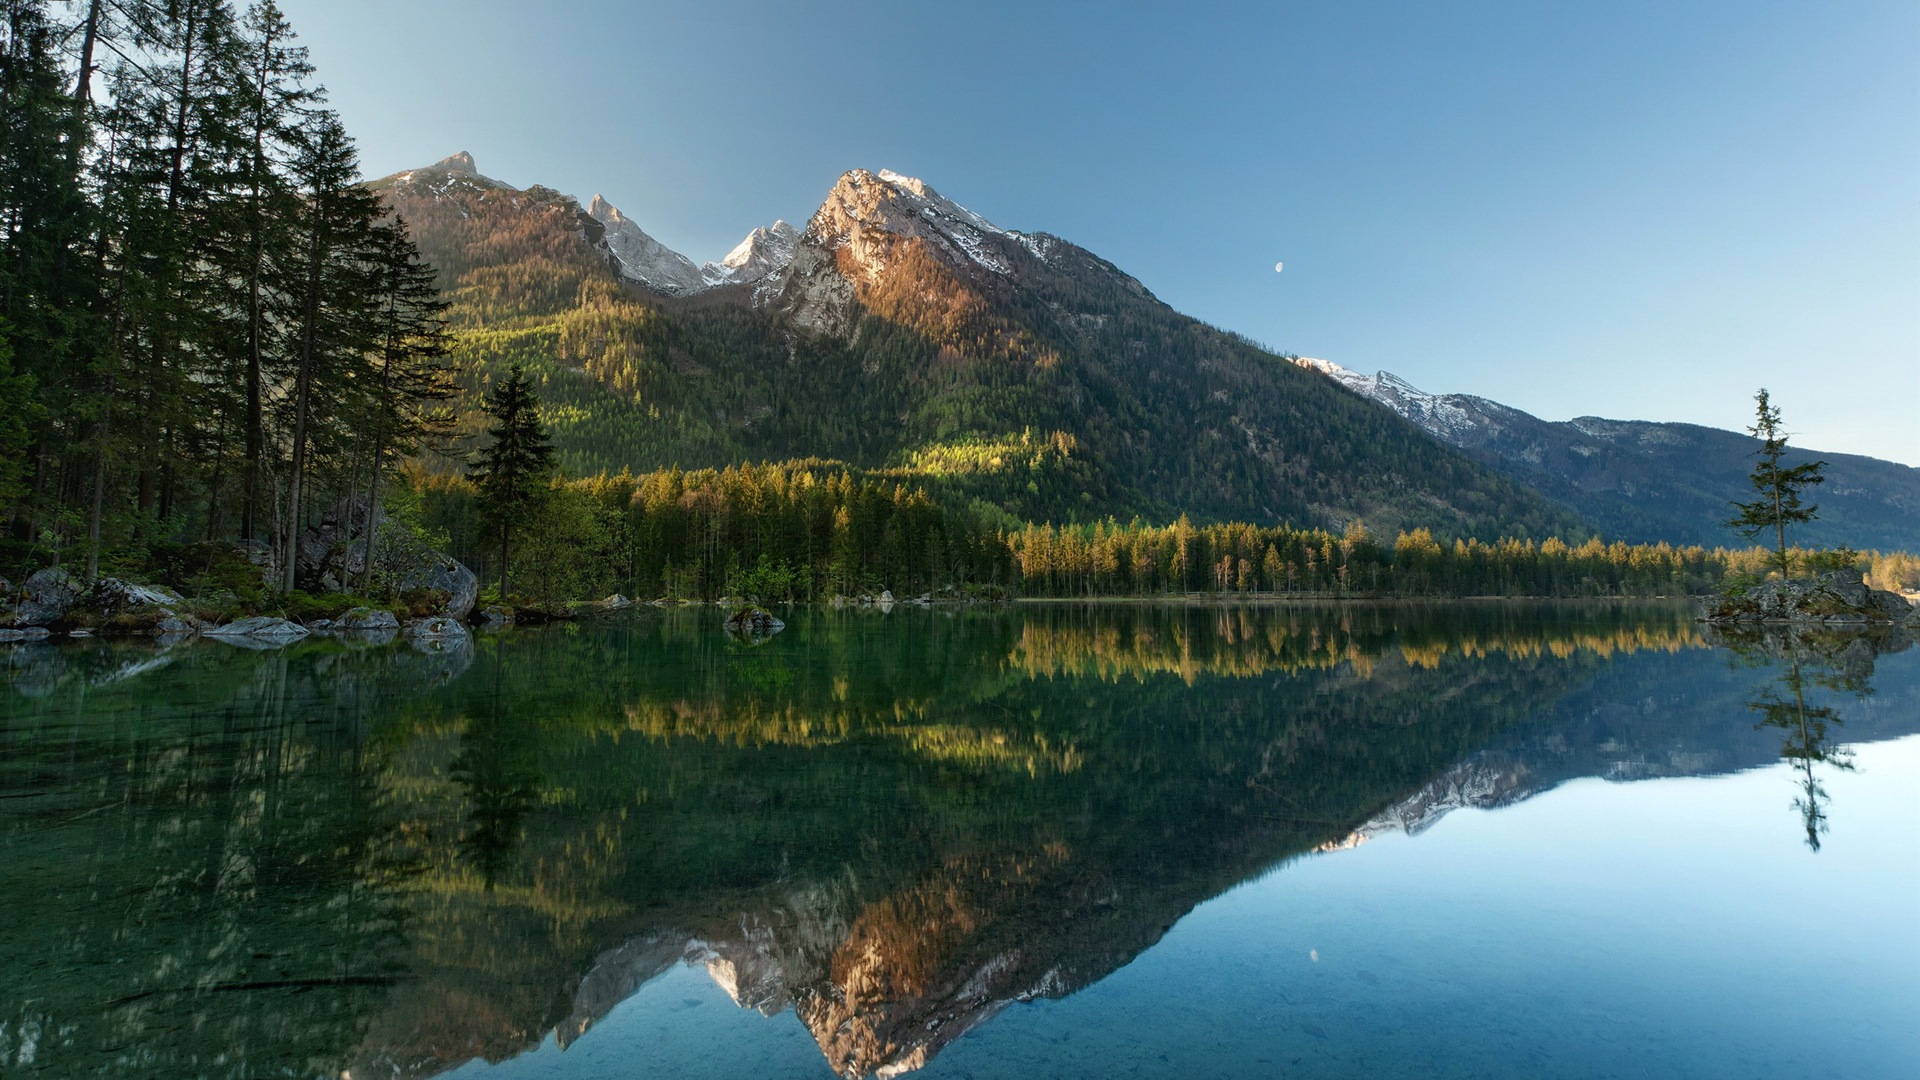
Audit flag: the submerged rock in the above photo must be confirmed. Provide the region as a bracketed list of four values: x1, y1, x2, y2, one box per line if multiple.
[0, 626, 53, 643]
[1705, 569, 1916, 625]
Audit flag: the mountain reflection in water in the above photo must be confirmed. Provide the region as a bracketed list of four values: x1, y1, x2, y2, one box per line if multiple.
[1, 603, 1913, 1079]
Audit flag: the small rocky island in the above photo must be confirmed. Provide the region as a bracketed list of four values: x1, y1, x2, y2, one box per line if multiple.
[1704, 568, 1920, 627]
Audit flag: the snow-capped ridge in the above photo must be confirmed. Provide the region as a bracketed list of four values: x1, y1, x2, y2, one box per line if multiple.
[1291, 357, 1515, 443]
[701, 219, 800, 288]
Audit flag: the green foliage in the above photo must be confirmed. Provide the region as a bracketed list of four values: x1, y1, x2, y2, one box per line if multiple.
[1726, 389, 1826, 577]
[0, 324, 39, 508]
[1013, 519, 1734, 598]
[278, 590, 392, 623]
[470, 363, 557, 594]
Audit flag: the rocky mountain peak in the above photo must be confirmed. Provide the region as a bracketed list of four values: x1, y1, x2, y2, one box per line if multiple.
[701, 219, 800, 289]
[583, 193, 705, 297]
[434, 150, 479, 174]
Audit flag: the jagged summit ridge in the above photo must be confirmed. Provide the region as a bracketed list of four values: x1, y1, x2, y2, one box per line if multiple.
[702, 219, 799, 288]
[585, 193, 706, 296]
[1292, 358, 1522, 443]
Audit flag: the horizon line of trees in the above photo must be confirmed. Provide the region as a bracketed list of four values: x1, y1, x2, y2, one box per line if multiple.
[397, 454, 1919, 606]
[0, 0, 453, 589]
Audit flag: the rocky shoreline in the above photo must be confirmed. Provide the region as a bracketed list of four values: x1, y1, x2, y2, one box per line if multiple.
[1701, 568, 1920, 629]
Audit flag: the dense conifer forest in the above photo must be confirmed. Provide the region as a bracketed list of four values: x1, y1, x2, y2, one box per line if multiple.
[3, 0, 1910, 618]
[0, 0, 452, 585]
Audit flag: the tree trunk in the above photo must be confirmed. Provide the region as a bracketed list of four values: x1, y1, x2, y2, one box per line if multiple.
[283, 212, 325, 594]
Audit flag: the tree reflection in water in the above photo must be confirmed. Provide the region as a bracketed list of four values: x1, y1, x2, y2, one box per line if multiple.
[1721, 626, 1902, 851]
[3, 604, 1914, 1079]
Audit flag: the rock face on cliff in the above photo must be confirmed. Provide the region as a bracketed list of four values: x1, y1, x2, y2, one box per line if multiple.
[586, 194, 707, 295]
[1705, 568, 1916, 626]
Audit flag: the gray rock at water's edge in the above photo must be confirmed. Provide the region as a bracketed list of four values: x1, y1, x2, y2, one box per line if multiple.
[88, 578, 184, 616]
[395, 555, 479, 620]
[334, 606, 401, 632]
[205, 616, 310, 644]
[17, 567, 82, 625]
[477, 605, 515, 628]
[1706, 568, 1917, 625]
[154, 611, 211, 637]
[0, 626, 53, 643]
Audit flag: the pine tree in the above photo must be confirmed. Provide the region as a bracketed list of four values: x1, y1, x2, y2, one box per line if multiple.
[0, 321, 39, 507]
[471, 365, 555, 597]
[352, 218, 452, 590]
[279, 109, 385, 591]
[1726, 389, 1825, 578]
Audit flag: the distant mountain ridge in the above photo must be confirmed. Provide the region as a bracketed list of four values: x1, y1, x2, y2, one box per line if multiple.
[371, 153, 1579, 538]
[1293, 358, 1920, 550]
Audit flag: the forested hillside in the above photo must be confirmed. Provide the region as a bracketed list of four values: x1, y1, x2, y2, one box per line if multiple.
[377, 158, 1586, 540]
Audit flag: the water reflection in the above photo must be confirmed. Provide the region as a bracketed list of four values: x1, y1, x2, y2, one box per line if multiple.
[1, 604, 1912, 1079]
[1710, 625, 1909, 851]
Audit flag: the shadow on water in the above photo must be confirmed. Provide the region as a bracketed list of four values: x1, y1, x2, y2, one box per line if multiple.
[1, 603, 1914, 1078]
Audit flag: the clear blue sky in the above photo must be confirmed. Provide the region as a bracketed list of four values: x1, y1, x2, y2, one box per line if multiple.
[279, 0, 1919, 465]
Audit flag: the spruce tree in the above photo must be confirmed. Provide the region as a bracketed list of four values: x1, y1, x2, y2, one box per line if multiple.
[471, 365, 555, 598]
[352, 218, 452, 590]
[1726, 388, 1825, 578]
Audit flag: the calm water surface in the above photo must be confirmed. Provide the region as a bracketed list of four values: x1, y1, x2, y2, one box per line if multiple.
[1, 603, 1914, 1079]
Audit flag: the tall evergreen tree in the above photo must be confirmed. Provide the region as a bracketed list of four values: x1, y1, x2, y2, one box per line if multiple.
[470, 364, 555, 598]
[1726, 388, 1825, 578]
[352, 218, 452, 589]
[279, 108, 383, 591]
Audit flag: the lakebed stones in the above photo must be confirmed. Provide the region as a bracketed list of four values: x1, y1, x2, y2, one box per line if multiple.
[1705, 568, 1918, 626]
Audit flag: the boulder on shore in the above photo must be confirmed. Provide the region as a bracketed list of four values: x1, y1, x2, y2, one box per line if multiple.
[1705, 568, 1917, 625]
[16, 567, 82, 626]
[405, 615, 469, 642]
[335, 607, 401, 632]
[206, 616, 310, 646]
[88, 578, 184, 616]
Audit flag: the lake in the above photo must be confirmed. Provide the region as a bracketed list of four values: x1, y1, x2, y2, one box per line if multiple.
[2, 602, 1915, 1079]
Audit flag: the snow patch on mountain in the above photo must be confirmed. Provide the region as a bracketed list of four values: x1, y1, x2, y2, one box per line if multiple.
[1291, 357, 1522, 445]
[585, 194, 705, 296]
[379, 151, 516, 195]
[701, 219, 800, 289]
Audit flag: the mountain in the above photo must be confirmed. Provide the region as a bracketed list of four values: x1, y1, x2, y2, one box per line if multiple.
[701, 219, 799, 289]
[1295, 359, 1920, 550]
[371, 155, 1587, 537]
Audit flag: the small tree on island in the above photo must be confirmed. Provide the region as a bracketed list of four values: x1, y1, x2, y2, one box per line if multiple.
[470, 365, 556, 598]
[1726, 388, 1825, 578]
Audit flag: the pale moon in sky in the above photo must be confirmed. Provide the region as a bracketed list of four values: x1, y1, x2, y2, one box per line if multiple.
[1274, 261, 1284, 273]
